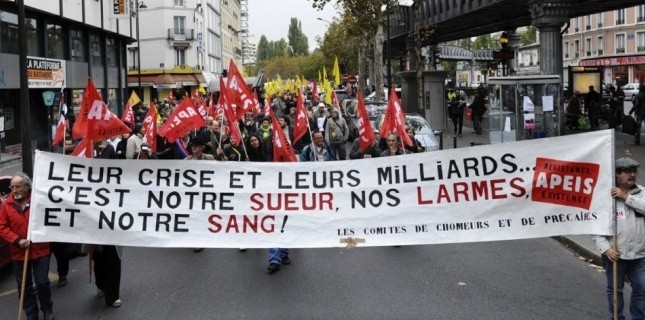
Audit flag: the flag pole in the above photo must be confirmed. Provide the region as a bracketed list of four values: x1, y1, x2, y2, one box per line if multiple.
[611, 130, 618, 320]
[17, 245, 30, 320]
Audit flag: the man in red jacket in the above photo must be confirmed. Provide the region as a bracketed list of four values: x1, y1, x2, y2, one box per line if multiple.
[0, 172, 56, 320]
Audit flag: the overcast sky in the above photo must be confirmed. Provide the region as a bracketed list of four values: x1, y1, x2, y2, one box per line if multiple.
[247, 1, 340, 48]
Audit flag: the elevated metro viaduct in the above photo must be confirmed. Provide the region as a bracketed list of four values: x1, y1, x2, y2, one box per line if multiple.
[383, 0, 644, 132]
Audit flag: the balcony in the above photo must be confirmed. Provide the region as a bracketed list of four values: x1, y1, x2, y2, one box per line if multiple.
[586, 51, 591, 56]
[167, 29, 195, 41]
[574, 52, 579, 58]
[598, 49, 603, 55]
[564, 53, 569, 58]
[638, 46, 645, 52]
[616, 48, 625, 54]
[598, 22, 603, 27]
[616, 19, 625, 25]
[639, 16, 645, 23]
[586, 25, 591, 30]
[574, 27, 579, 32]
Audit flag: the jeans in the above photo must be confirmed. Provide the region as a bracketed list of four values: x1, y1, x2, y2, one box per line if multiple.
[450, 113, 464, 135]
[12, 255, 54, 320]
[329, 141, 346, 160]
[602, 255, 645, 320]
[268, 248, 289, 264]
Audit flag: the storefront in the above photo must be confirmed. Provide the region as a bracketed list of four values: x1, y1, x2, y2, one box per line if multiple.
[579, 55, 645, 87]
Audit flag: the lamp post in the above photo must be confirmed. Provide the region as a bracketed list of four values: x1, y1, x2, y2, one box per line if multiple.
[317, 17, 331, 25]
[498, 32, 509, 76]
[386, 8, 391, 88]
[136, 1, 147, 99]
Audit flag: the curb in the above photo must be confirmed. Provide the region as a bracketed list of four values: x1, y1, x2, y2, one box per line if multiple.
[553, 236, 602, 266]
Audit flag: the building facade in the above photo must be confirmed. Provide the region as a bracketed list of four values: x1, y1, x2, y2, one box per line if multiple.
[0, 0, 133, 152]
[563, 5, 645, 87]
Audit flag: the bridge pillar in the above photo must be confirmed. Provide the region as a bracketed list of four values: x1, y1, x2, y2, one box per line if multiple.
[399, 70, 447, 132]
[529, 0, 571, 75]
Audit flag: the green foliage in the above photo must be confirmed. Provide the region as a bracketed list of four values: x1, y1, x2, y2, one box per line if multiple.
[472, 34, 498, 50]
[288, 18, 309, 56]
[520, 26, 537, 46]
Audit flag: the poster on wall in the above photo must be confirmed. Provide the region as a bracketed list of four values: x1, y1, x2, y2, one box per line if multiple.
[27, 57, 65, 89]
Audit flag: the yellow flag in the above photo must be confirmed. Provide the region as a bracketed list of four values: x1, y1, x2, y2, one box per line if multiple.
[318, 69, 322, 84]
[127, 91, 141, 107]
[333, 57, 341, 87]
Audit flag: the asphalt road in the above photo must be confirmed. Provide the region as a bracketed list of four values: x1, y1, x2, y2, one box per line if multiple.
[0, 238, 614, 319]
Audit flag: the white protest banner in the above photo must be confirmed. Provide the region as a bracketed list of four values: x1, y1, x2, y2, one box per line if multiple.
[29, 130, 614, 248]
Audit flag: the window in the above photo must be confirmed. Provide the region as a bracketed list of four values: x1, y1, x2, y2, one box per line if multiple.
[174, 0, 184, 6]
[574, 17, 579, 32]
[70, 29, 86, 62]
[616, 9, 625, 25]
[585, 38, 592, 56]
[615, 34, 625, 54]
[0, 11, 19, 54]
[638, 5, 645, 23]
[585, 15, 591, 30]
[574, 40, 579, 58]
[597, 12, 603, 27]
[173, 16, 186, 35]
[26, 18, 39, 56]
[106, 37, 117, 67]
[564, 41, 569, 58]
[597, 36, 604, 55]
[89, 33, 102, 65]
[46, 24, 64, 59]
[175, 48, 186, 65]
[637, 32, 645, 52]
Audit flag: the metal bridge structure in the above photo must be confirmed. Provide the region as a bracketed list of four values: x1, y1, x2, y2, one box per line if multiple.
[436, 45, 495, 61]
[385, 0, 644, 75]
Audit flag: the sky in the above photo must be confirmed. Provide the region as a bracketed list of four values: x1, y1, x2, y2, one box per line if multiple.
[247, 0, 340, 48]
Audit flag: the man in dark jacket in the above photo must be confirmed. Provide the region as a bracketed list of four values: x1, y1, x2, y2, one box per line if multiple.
[629, 84, 645, 144]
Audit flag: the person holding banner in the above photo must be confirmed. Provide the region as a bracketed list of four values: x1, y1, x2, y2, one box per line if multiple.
[0, 173, 56, 320]
[592, 157, 645, 320]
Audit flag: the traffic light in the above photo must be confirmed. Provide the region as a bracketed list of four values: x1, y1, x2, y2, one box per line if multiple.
[433, 46, 441, 69]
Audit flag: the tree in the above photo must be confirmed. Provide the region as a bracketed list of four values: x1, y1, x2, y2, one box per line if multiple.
[520, 26, 537, 46]
[288, 18, 309, 56]
[257, 36, 270, 61]
[472, 34, 497, 50]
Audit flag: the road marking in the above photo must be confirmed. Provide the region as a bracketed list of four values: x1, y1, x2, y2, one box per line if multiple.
[0, 288, 17, 297]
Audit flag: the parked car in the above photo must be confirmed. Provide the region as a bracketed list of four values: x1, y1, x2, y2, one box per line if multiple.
[0, 175, 12, 269]
[344, 99, 388, 141]
[375, 113, 441, 151]
[319, 89, 351, 105]
[366, 87, 401, 100]
[622, 83, 641, 101]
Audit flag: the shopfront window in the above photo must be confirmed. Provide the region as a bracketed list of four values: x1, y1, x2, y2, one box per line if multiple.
[0, 11, 19, 54]
[46, 23, 64, 59]
[26, 18, 39, 56]
[106, 37, 117, 67]
[89, 33, 102, 65]
[70, 29, 86, 62]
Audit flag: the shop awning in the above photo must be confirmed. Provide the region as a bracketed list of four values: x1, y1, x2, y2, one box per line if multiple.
[127, 73, 207, 89]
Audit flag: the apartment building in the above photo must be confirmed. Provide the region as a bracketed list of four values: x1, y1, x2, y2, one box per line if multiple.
[563, 5, 645, 86]
[0, 0, 133, 151]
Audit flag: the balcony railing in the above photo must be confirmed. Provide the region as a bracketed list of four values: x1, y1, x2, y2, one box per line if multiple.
[167, 29, 195, 40]
[598, 22, 603, 27]
[638, 16, 645, 23]
[586, 51, 591, 56]
[586, 25, 591, 30]
[638, 46, 645, 52]
[598, 49, 603, 55]
[616, 19, 625, 25]
[616, 48, 625, 54]
[574, 52, 579, 58]
[564, 53, 569, 58]
[574, 27, 579, 32]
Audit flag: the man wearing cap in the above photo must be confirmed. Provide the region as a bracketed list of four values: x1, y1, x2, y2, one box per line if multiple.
[593, 157, 645, 319]
[313, 103, 330, 133]
[324, 107, 349, 160]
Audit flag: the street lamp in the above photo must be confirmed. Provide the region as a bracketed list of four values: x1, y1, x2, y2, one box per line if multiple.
[194, 3, 202, 69]
[317, 17, 331, 25]
[136, 1, 147, 99]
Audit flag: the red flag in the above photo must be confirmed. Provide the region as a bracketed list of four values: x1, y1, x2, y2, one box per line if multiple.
[264, 96, 272, 116]
[227, 60, 257, 120]
[71, 137, 93, 158]
[379, 88, 412, 147]
[332, 90, 339, 107]
[356, 89, 377, 152]
[85, 98, 131, 140]
[252, 89, 261, 115]
[158, 97, 207, 143]
[142, 102, 159, 152]
[271, 113, 298, 162]
[52, 115, 67, 146]
[72, 78, 100, 139]
[292, 89, 308, 145]
[121, 103, 134, 128]
[192, 88, 202, 105]
[220, 77, 243, 147]
[312, 82, 319, 103]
